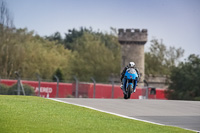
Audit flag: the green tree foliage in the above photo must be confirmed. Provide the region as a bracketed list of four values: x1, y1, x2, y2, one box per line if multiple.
[45, 32, 63, 45]
[0, 27, 72, 80]
[145, 39, 184, 75]
[21, 33, 72, 80]
[63, 27, 95, 50]
[165, 54, 200, 100]
[45, 27, 121, 82]
[1, 25, 120, 82]
[52, 68, 64, 82]
[70, 32, 121, 82]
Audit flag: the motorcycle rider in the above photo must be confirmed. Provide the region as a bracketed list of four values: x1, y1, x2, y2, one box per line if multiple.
[120, 62, 140, 94]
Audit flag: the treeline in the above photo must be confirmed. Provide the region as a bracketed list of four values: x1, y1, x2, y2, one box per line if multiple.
[0, 25, 121, 82]
[0, 26, 70, 80]
[47, 28, 121, 82]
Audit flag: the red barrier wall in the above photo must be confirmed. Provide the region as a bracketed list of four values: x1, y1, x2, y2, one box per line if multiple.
[1, 79, 167, 99]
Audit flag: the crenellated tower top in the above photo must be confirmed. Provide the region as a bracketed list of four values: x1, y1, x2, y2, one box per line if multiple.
[118, 28, 148, 44]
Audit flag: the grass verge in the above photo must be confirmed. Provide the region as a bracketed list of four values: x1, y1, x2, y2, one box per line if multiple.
[0, 95, 195, 133]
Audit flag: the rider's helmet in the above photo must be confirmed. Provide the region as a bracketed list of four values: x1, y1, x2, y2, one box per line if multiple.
[128, 62, 135, 68]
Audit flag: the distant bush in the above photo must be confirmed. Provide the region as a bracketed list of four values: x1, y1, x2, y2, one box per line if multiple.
[66, 94, 74, 98]
[7, 83, 35, 96]
[0, 84, 9, 95]
[194, 97, 200, 101]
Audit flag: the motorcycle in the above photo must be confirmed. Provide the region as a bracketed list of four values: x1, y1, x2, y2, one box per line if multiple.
[123, 68, 138, 99]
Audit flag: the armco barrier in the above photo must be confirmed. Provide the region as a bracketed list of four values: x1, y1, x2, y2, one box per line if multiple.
[1, 79, 167, 99]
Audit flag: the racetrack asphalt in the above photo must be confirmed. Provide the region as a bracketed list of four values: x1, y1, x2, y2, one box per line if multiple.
[53, 98, 200, 132]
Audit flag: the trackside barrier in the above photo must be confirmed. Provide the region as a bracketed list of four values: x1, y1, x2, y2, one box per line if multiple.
[0, 79, 167, 99]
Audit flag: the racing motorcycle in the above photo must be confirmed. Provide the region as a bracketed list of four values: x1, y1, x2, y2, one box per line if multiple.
[123, 68, 138, 99]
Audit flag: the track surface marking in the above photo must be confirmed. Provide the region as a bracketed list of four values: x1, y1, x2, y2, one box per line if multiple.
[51, 98, 200, 132]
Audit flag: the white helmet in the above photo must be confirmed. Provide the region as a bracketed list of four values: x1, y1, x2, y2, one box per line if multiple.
[128, 62, 135, 68]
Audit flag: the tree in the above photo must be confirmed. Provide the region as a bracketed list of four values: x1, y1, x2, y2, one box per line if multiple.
[45, 32, 63, 45]
[45, 27, 121, 82]
[21, 32, 72, 80]
[52, 68, 64, 82]
[70, 32, 121, 82]
[0, 0, 15, 78]
[145, 38, 184, 75]
[0, 27, 72, 80]
[63, 27, 94, 50]
[166, 54, 200, 100]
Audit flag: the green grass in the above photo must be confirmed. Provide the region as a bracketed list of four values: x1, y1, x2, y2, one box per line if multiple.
[0, 95, 195, 133]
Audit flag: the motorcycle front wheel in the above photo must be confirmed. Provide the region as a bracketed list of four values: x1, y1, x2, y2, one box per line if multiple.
[127, 84, 132, 99]
[124, 85, 131, 99]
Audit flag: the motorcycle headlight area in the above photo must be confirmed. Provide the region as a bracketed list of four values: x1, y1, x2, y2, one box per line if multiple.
[127, 68, 136, 74]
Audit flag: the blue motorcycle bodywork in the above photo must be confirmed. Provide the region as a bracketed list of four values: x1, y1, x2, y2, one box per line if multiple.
[123, 68, 138, 93]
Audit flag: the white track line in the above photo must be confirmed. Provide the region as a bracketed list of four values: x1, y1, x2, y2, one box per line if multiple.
[49, 98, 199, 133]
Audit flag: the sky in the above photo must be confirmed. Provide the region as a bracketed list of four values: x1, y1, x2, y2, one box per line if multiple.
[5, 0, 200, 59]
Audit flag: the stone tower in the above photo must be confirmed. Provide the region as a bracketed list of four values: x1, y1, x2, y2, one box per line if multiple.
[118, 28, 148, 86]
